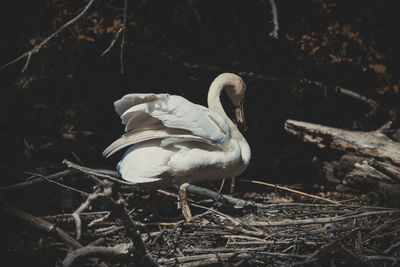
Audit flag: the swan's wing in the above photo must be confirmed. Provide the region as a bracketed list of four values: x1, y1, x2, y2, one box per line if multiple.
[117, 142, 171, 183]
[114, 93, 168, 116]
[119, 94, 230, 144]
[103, 125, 221, 158]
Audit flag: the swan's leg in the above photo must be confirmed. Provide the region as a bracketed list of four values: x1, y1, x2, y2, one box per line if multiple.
[178, 183, 193, 222]
[230, 177, 236, 194]
[218, 178, 226, 194]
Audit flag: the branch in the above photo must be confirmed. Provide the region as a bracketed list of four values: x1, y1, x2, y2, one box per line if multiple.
[248, 210, 400, 227]
[101, 0, 128, 74]
[120, 0, 127, 74]
[368, 159, 400, 183]
[268, 0, 279, 39]
[26, 171, 89, 197]
[0, 0, 96, 72]
[126, 42, 279, 82]
[63, 159, 136, 185]
[284, 119, 400, 166]
[62, 243, 133, 267]
[299, 78, 378, 117]
[0, 169, 77, 193]
[3, 203, 82, 250]
[239, 179, 340, 205]
[72, 183, 113, 239]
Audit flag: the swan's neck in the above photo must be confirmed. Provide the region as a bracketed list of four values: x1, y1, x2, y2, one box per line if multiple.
[207, 81, 251, 169]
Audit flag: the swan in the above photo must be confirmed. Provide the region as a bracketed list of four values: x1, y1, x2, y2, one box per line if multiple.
[103, 73, 251, 192]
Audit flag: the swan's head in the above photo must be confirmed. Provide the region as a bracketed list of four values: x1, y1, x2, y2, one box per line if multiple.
[215, 73, 247, 124]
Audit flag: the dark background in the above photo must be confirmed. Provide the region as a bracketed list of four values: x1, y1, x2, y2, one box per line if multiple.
[0, 0, 399, 192]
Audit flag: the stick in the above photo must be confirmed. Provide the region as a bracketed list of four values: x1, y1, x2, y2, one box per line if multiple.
[26, 171, 89, 196]
[299, 78, 378, 117]
[3, 203, 82, 250]
[306, 227, 360, 262]
[62, 243, 133, 267]
[0, 170, 76, 193]
[63, 159, 136, 185]
[368, 159, 400, 182]
[0, 0, 96, 72]
[120, 0, 127, 74]
[248, 210, 400, 227]
[268, 0, 279, 39]
[239, 179, 340, 205]
[72, 184, 113, 239]
[284, 119, 400, 166]
[101, 0, 128, 75]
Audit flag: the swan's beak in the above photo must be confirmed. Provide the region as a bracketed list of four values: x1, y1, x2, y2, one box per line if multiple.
[235, 104, 248, 132]
[235, 104, 245, 124]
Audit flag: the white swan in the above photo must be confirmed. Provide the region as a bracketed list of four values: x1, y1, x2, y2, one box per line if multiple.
[103, 73, 251, 188]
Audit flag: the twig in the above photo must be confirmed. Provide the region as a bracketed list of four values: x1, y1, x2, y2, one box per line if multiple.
[268, 0, 279, 39]
[0, 170, 76, 193]
[182, 247, 307, 258]
[186, 184, 270, 209]
[63, 159, 136, 185]
[120, 0, 127, 74]
[362, 217, 400, 243]
[306, 227, 360, 262]
[158, 252, 251, 265]
[239, 179, 340, 205]
[101, 27, 124, 56]
[362, 255, 400, 264]
[126, 42, 279, 82]
[191, 203, 241, 226]
[248, 210, 400, 227]
[62, 242, 133, 267]
[0, 0, 96, 72]
[384, 241, 400, 254]
[101, 0, 128, 74]
[72, 183, 113, 239]
[26, 171, 89, 197]
[88, 211, 111, 227]
[368, 158, 400, 182]
[299, 78, 378, 117]
[3, 203, 82, 250]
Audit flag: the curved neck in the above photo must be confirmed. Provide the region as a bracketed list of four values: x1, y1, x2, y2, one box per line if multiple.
[207, 80, 251, 169]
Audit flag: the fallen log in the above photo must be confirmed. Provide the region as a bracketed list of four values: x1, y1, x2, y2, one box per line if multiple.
[284, 119, 400, 203]
[284, 120, 400, 167]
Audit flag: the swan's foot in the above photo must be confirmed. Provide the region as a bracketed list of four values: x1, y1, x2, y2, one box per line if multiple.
[178, 183, 193, 222]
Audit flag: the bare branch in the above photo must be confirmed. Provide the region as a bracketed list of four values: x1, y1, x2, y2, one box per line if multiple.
[26, 171, 89, 197]
[62, 243, 133, 267]
[72, 183, 113, 239]
[101, 27, 124, 56]
[368, 158, 400, 182]
[0, 0, 96, 72]
[300, 78, 379, 117]
[0, 169, 77, 193]
[239, 179, 340, 205]
[120, 0, 128, 74]
[268, 0, 279, 39]
[248, 210, 400, 227]
[3, 203, 82, 250]
[101, 0, 127, 74]
[63, 159, 137, 185]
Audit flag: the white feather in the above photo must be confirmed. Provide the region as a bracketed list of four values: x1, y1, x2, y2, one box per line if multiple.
[104, 73, 251, 186]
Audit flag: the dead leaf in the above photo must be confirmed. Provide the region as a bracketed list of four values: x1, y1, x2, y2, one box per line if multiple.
[29, 38, 37, 46]
[369, 64, 386, 74]
[393, 84, 399, 94]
